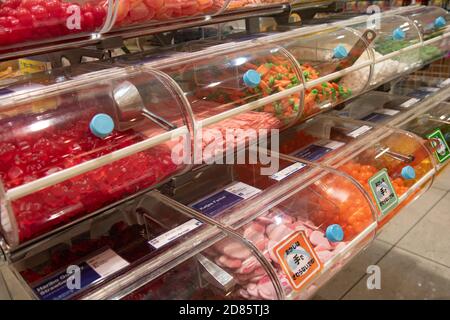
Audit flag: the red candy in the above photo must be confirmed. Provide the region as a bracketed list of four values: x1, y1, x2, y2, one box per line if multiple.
[0, 0, 106, 46]
[0, 104, 179, 244]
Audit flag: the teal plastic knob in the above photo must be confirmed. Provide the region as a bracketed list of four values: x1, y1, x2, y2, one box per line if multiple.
[326, 224, 344, 243]
[435, 16, 446, 29]
[90, 113, 114, 138]
[243, 69, 261, 88]
[393, 28, 406, 41]
[401, 165, 416, 180]
[333, 45, 348, 59]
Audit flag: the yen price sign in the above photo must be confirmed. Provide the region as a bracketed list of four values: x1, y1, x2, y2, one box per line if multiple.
[368, 169, 398, 219]
[427, 128, 450, 164]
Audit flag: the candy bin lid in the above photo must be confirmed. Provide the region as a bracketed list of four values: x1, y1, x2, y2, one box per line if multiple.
[348, 14, 423, 88]
[276, 115, 379, 164]
[0, 66, 191, 249]
[9, 192, 235, 300]
[398, 102, 450, 167]
[328, 126, 437, 227]
[332, 91, 421, 125]
[399, 6, 450, 64]
[397, 6, 450, 40]
[0, 0, 113, 51]
[160, 155, 378, 299]
[262, 26, 374, 120]
[110, 0, 228, 31]
[156, 43, 305, 163]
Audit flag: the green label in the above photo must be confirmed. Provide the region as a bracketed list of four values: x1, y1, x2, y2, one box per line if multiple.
[368, 169, 399, 218]
[426, 128, 450, 164]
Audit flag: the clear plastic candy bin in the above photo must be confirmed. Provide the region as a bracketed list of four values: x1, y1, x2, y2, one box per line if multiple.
[0, 67, 190, 247]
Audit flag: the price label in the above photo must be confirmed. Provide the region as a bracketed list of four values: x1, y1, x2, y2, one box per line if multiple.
[190, 182, 261, 216]
[427, 128, 450, 164]
[368, 169, 399, 218]
[347, 125, 373, 138]
[400, 98, 419, 108]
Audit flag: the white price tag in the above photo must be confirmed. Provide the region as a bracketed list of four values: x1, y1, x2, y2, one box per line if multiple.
[86, 249, 129, 278]
[400, 98, 419, 108]
[347, 125, 373, 138]
[149, 219, 203, 249]
[225, 182, 261, 199]
[377, 108, 400, 116]
[324, 140, 346, 150]
[439, 78, 450, 87]
[270, 162, 307, 181]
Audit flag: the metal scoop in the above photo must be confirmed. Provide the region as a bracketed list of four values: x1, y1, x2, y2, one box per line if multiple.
[375, 146, 415, 163]
[113, 80, 177, 131]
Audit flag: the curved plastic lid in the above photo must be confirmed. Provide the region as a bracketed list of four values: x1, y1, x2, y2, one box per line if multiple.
[111, 0, 225, 29]
[229, 163, 376, 299]
[267, 27, 372, 119]
[349, 15, 422, 87]
[0, 67, 189, 247]
[398, 6, 450, 36]
[330, 127, 436, 222]
[158, 43, 304, 156]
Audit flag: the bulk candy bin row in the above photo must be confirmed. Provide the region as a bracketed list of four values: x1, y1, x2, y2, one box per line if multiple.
[7, 155, 379, 300]
[0, 5, 449, 301]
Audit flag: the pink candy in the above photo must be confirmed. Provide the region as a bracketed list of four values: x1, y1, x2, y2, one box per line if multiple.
[209, 207, 348, 300]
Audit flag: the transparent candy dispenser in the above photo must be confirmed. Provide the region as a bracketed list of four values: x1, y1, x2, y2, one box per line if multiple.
[326, 127, 437, 228]
[0, 0, 112, 50]
[263, 27, 373, 119]
[398, 102, 450, 168]
[7, 194, 223, 300]
[155, 43, 305, 163]
[398, 6, 450, 64]
[0, 66, 190, 248]
[159, 155, 377, 300]
[111, 0, 228, 30]
[348, 14, 423, 89]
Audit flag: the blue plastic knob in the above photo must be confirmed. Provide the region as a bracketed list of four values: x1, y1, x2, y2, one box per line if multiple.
[333, 45, 348, 59]
[326, 224, 344, 243]
[90, 113, 114, 138]
[401, 165, 416, 180]
[243, 69, 261, 88]
[393, 28, 406, 41]
[435, 16, 446, 29]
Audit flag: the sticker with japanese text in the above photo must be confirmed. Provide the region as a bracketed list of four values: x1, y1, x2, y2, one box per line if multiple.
[427, 128, 450, 164]
[368, 169, 399, 218]
[273, 231, 322, 291]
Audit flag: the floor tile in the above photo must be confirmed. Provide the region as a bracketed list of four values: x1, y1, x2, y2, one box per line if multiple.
[314, 240, 392, 300]
[376, 187, 447, 245]
[342, 247, 450, 300]
[397, 192, 450, 267]
[0, 266, 30, 300]
[432, 165, 450, 191]
[0, 268, 10, 300]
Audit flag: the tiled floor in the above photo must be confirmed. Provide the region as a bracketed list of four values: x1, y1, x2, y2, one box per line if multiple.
[315, 166, 450, 300]
[1, 168, 449, 300]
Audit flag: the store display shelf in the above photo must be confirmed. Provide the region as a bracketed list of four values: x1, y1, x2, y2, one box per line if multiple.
[0, 3, 422, 62]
